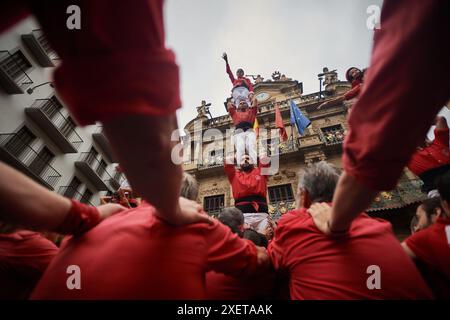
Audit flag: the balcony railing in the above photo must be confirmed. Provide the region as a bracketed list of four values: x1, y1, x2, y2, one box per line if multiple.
[58, 186, 94, 206]
[197, 154, 224, 170]
[263, 138, 299, 156]
[109, 171, 125, 190]
[22, 29, 58, 67]
[92, 126, 118, 163]
[75, 152, 114, 191]
[0, 133, 61, 189]
[25, 99, 83, 153]
[268, 200, 296, 220]
[0, 50, 33, 94]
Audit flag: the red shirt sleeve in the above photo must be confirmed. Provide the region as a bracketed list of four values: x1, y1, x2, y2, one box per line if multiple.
[28, 0, 180, 126]
[205, 220, 259, 276]
[245, 78, 254, 93]
[405, 230, 433, 266]
[224, 163, 236, 181]
[433, 128, 449, 148]
[342, 0, 450, 191]
[343, 84, 361, 100]
[225, 61, 235, 84]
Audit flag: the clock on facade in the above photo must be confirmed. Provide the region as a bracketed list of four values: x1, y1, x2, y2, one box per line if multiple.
[255, 92, 270, 102]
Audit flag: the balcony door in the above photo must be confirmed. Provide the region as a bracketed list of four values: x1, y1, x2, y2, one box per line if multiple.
[64, 176, 82, 198]
[4, 127, 36, 158]
[28, 146, 54, 176]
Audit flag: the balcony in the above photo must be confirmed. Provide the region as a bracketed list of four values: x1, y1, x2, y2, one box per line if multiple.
[75, 152, 113, 191]
[58, 186, 94, 206]
[321, 126, 345, 146]
[25, 99, 83, 153]
[268, 200, 296, 220]
[0, 50, 33, 94]
[0, 133, 61, 189]
[109, 172, 125, 190]
[22, 29, 58, 67]
[92, 126, 118, 163]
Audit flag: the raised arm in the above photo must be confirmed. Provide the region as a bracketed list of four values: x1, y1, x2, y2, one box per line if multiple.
[223, 52, 235, 84]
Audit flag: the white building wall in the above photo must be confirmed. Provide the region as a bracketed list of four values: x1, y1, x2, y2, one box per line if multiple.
[0, 17, 118, 206]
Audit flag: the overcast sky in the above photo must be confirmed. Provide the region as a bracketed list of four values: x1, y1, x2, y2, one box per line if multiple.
[164, 0, 450, 135]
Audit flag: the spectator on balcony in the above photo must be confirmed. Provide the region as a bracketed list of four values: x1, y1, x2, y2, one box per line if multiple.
[407, 116, 450, 196]
[32, 197, 270, 299]
[0, 0, 209, 228]
[206, 209, 274, 300]
[222, 52, 254, 108]
[225, 154, 270, 214]
[410, 197, 443, 233]
[0, 222, 58, 299]
[318, 67, 366, 109]
[180, 172, 199, 201]
[270, 161, 432, 299]
[402, 172, 450, 299]
[308, 0, 450, 240]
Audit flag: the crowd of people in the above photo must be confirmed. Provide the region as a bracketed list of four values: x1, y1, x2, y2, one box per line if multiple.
[0, 0, 449, 300]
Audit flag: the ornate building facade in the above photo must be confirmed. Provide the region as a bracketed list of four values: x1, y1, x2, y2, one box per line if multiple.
[182, 68, 426, 237]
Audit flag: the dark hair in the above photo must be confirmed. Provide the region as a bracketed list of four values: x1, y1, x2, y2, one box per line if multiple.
[345, 67, 361, 83]
[218, 207, 244, 236]
[420, 197, 443, 219]
[237, 68, 244, 74]
[243, 229, 268, 248]
[437, 171, 450, 203]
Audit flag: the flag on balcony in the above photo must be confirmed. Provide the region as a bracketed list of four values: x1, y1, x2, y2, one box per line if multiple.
[290, 100, 310, 136]
[275, 103, 288, 142]
[253, 117, 259, 138]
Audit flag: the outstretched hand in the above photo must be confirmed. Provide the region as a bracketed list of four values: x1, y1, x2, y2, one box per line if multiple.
[222, 52, 228, 61]
[307, 202, 333, 235]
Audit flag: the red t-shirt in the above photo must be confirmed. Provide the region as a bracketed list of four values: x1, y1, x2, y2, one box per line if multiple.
[268, 208, 433, 300]
[228, 105, 257, 126]
[224, 164, 268, 200]
[407, 128, 450, 176]
[405, 217, 450, 283]
[31, 203, 259, 299]
[0, 230, 58, 299]
[205, 271, 274, 300]
[342, 0, 450, 191]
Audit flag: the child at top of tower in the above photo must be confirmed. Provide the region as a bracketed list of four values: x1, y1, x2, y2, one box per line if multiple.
[223, 52, 254, 108]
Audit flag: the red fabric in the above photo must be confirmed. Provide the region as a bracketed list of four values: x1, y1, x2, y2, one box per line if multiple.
[407, 128, 450, 176]
[226, 61, 254, 93]
[405, 217, 450, 285]
[342, 0, 450, 191]
[344, 83, 362, 100]
[224, 164, 268, 201]
[0, 1, 29, 32]
[228, 105, 257, 126]
[54, 199, 101, 236]
[275, 103, 288, 142]
[205, 270, 274, 300]
[11, 0, 181, 126]
[31, 203, 259, 299]
[268, 208, 433, 300]
[0, 230, 58, 299]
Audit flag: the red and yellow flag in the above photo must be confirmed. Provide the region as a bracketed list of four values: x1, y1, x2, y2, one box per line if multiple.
[253, 117, 259, 138]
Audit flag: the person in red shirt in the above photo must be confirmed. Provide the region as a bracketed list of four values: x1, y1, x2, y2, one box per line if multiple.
[0, 0, 207, 227]
[318, 67, 366, 109]
[225, 154, 269, 213]
[402, 172, 450, 299]
[407, 116, 450, 195]
[227, 100, 259, 165]
[31, 199, 269, 299]
[271, 161, 432, 300]
[0, 226, 58, 299]
[410, 197, 444, 233]
[222, 52, 254, 108]
[308, 0, 450, 236]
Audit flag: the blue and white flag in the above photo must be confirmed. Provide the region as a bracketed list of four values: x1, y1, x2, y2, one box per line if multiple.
[290, 100, 311, 136]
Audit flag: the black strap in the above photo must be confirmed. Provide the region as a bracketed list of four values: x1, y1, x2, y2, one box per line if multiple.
[236, 121, 252, 131]
[235, 195, 267, 205]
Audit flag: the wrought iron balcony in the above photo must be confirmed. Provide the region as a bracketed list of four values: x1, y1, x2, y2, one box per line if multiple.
[321, 127, 345, 146]
[264, 138, 299, 156]
[0, 50, 33, 94]
[109, 171, 125, 190]
[22, 29, 58, 67]
[58, 186, 94, 206]
[25, 99, 83, 153]
[0, 133, 61, 189]
[92, 126, 118, 163]
[75, 152, 113, 191]
[268, 200, 296, 220]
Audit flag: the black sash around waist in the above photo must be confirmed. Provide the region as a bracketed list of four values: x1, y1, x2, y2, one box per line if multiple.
[235, 195, 267, 205]
[235, 121, 253, 131]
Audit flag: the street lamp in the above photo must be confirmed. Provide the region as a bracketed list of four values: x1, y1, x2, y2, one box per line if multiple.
[27, 81, 54, 94]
